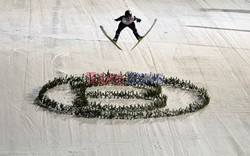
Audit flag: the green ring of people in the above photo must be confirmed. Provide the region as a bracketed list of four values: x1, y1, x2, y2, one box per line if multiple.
[35, 72, 210, 119]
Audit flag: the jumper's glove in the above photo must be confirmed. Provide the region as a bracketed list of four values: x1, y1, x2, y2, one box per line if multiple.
[114, 19, 119, 22]
[136, 18, 141, 23]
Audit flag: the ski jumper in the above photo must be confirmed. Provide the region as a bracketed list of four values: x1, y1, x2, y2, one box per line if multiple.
[114, 15, 142, 41]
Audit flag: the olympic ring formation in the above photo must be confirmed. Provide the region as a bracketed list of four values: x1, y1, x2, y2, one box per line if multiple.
[35, 72, 210, 119]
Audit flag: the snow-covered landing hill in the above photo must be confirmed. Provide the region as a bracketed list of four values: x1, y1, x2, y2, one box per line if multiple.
[0, 0, 250, 155]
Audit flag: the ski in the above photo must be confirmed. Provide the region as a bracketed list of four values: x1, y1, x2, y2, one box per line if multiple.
[130, 19, 157, 51]
[100, 26, 122, 50]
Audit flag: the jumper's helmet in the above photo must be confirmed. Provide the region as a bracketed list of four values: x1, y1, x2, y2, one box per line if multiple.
[125, 10, 132, 18]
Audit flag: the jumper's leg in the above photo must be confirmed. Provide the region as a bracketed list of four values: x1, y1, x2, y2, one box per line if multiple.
[113, 22, 126, 42]
[128, 22, 142, 40]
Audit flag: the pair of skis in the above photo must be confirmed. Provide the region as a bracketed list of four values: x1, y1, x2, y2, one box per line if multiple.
[100, 19, 157, 51]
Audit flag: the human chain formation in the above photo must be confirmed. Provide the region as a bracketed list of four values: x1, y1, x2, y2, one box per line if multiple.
[87, 90, 146, 99]
[35, 71, 210, 119]
[86, 89, 160, 100]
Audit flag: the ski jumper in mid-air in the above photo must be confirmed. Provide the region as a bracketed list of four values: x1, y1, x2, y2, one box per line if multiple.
[113, 10, 142, 42]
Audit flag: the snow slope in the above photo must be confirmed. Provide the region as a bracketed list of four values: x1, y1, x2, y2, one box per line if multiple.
[0, 0, 250, 155]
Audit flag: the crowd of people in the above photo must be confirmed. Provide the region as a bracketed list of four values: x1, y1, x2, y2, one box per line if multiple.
[35, 71, 210, 119]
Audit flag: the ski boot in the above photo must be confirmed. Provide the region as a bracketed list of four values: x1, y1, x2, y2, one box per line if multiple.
[112, 37, 118, 43]
[136, 35, 143, 41]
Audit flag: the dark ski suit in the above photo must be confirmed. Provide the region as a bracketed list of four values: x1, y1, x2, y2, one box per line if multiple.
[114, 16, 141, 40]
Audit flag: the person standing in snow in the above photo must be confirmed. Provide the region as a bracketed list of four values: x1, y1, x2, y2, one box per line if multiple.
[113, 10, 142, 42]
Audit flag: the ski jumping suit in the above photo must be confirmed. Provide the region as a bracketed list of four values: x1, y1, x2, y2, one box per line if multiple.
[114, 16, 141, 40]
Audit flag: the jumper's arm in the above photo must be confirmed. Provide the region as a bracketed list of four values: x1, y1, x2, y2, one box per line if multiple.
[114, 16, 123, 21]
[134, 16, 142, 23]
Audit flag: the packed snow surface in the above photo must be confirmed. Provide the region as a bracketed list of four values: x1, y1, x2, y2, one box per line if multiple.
[1, 0, 250, 155]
